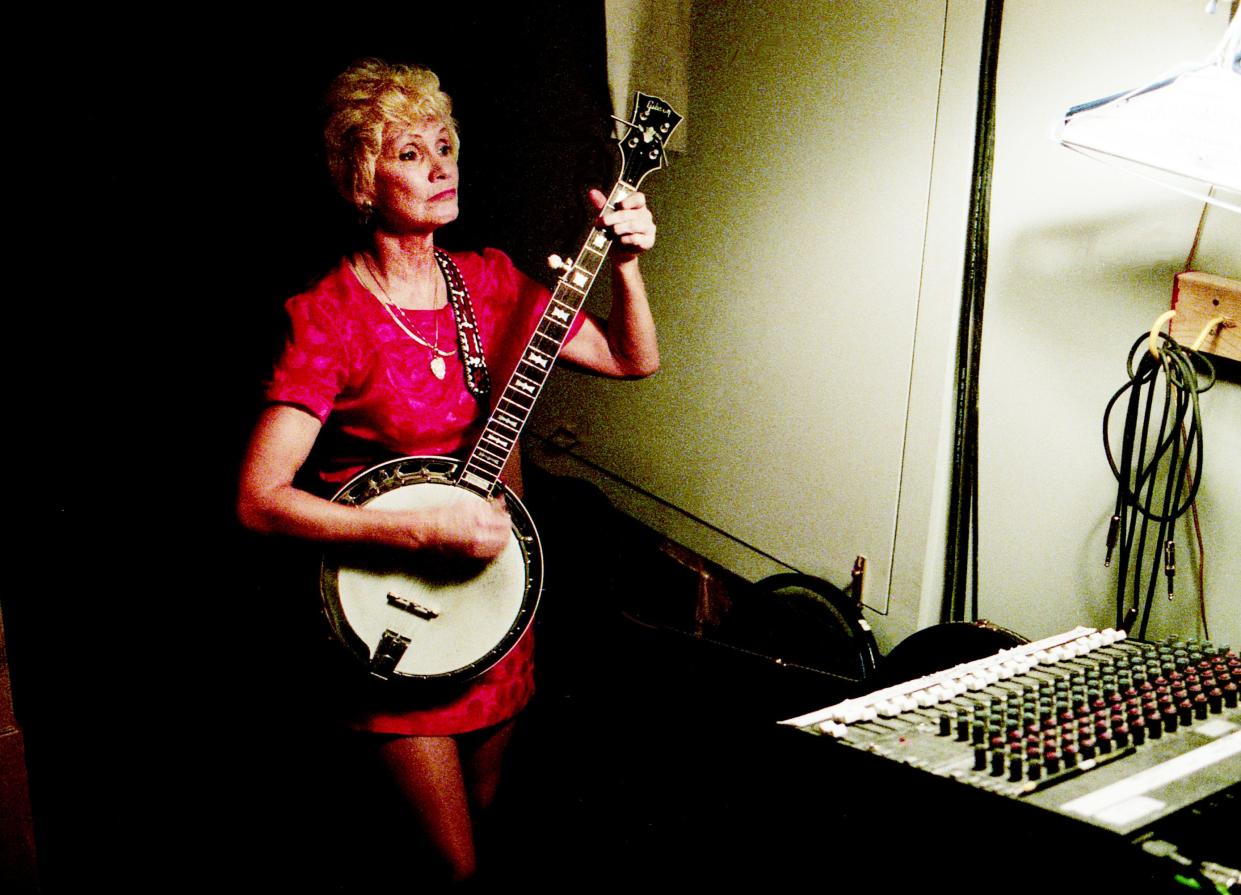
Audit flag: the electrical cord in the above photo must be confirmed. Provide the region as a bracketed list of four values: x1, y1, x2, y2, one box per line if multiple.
[1102, 331, 1214, 639]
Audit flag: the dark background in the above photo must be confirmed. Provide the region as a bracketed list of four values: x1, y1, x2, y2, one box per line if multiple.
[15, 6, 627, 888]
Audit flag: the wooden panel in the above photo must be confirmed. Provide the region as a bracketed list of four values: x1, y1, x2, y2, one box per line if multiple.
[1172, 271, 1241, 362]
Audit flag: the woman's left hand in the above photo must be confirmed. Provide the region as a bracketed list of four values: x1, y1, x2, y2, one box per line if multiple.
[589, 189, 656, 261]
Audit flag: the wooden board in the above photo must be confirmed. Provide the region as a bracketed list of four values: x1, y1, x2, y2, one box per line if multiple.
[1172, 271, 1241, 362]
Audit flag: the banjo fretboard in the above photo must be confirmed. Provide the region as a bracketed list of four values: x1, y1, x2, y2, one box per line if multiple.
[458, 180, 640, 497]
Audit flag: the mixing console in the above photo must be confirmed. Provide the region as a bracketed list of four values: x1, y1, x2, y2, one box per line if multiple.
[782, 626, 1239, 886]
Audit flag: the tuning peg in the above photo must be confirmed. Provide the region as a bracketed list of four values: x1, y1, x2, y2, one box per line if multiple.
[547, 254, 574, 273]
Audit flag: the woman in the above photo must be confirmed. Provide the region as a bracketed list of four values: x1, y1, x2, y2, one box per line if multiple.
[237, 59, 659, 882]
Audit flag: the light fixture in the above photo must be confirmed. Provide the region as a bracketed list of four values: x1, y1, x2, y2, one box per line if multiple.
[1055, 13, 1240, 213]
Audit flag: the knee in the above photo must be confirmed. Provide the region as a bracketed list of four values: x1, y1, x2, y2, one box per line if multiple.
[445, 849, 477, 884]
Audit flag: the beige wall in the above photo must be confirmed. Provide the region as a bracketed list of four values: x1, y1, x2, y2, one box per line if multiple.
[531, 1, 1239, 653]
[980, 1, 1239, 647]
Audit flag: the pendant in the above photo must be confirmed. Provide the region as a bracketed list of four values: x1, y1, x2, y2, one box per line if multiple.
[430, 356, 447, 380]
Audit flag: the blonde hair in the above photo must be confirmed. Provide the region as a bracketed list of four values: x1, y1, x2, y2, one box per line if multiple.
[323, 59, 460, 209]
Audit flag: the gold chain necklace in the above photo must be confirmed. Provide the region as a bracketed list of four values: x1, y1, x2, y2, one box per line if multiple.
[356, 253, 455, 380]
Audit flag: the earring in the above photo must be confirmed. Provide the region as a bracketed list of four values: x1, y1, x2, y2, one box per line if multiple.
[359, 201, 374, 227]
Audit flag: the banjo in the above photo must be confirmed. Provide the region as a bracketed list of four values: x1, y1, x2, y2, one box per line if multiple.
[320, 93, 682, 687]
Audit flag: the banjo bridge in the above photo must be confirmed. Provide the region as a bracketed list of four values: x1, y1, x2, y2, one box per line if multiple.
[387, 591, 441, 619]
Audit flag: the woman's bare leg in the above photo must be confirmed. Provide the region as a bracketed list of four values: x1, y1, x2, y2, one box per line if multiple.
[376, 735, 476, 882]
[462, 719, 516, 813]
[373, 720, 518, 883]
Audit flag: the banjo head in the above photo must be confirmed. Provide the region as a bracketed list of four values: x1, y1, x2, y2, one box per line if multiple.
[321, 456, 542, 686]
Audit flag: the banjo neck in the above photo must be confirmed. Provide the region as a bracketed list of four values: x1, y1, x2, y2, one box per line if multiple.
[456, 180, 634, 498]
[457, 91, 682, 499]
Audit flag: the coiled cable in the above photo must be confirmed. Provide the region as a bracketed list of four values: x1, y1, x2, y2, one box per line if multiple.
[1102, 331, 1214, 639]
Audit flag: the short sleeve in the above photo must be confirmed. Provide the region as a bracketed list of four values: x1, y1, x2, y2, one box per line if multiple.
[266, 293, 351, 423]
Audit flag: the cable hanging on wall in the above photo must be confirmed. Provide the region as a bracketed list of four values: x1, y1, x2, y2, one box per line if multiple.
[944, 0, 1004, 623]
[1101, 325, 1214, 640]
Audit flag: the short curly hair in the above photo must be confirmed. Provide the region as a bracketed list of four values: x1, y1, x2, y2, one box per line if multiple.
[323, 59, 460, 209]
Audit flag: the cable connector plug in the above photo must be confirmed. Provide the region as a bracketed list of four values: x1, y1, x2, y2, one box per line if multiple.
[1105, 515, 1120, 567]
[1163, 539, 1176, 600]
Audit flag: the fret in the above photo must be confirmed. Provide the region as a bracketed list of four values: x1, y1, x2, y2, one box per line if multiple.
[531, 333, 563, 355]
[548, 298, 577, 320]
[497, 398, 528, 418]
[556, 279, 586, 297]
[511, 377, 538, 396]
[575, 246, 605, 275]
[516, 359, 548, 379]
[523, 348, 553, 370]
[467, 452, 500, 470]
[472, 448, 506, 469]
[459, 470, 493, 494]
[502, 388, 534, 410]
[493, 411, 522, 432]
[469, 452, 503, 474]
[481, 431, 513, 451]
[476, 427, 511, 446]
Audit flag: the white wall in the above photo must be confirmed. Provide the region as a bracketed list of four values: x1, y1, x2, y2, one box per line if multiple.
[531, 0, 1239, 654]
[531, 0, 982, 654]
[979, 1, 1239, 647]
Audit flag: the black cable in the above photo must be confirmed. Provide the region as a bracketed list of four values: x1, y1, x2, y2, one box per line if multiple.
[1102, 332, 1213, 639]
[943, 0, 1004, 623]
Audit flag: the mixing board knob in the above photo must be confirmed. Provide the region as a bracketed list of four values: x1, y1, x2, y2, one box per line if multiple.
[1044, 750, 1060, 774]
[1160, 707, 1177, 734]
[974, 746, 987, 771]
[1008, 756, 1023, 782]
[990, 750, 1004, 777]
[1193, 695, 1208, 720]
[939, 713, 951, 736]
[1146, 713, 1163, 739]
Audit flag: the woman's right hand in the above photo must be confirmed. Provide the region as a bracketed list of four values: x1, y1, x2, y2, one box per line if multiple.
[240, 406, 512, 561]
[400, 496, 512, 560]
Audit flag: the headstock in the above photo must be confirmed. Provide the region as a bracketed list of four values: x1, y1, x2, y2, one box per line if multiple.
[615, 92, 683, 187]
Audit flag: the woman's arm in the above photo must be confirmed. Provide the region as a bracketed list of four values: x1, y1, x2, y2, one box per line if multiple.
[237, 404, 511, 559]
[559, 189, 660, 378]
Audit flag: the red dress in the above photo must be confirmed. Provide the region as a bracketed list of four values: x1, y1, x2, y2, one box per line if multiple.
[267, 248, 583, 735]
